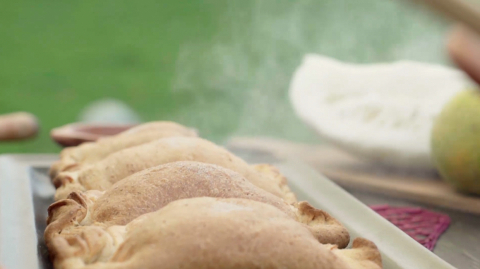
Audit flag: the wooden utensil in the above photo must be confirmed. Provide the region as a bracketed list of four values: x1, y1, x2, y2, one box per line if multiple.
[50, 123, 135, 147]
[410, 0, 480, 35]
[228, 137, 480, 215]
[0, 112, 38, 141]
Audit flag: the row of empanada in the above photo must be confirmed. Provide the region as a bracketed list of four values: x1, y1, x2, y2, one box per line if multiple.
[46, 121, 382, 269]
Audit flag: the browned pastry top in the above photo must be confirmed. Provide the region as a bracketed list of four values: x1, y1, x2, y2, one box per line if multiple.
[49, 121, 197, 178]
[51, 198, 381, 269]
[53, 137, 297, 203]
[46, 120, 382, 269]
[45, 162, 350, 265]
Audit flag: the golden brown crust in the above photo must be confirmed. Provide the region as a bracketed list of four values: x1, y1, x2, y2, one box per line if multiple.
[252, 163, 297, 204]
[88, 162, 297, 225]
[53, 137, 296, 202]
[51, 225, 125, 269]
[52, 172, 86, 201]
[295, 201, 350, 248]
[116, 122, 197, 137]
[49, 121, 197, 179]
[46, 162, 348, 259]
[44, 198, 88, 257]
[47, 121, 381, 269]
[51, 198, 380, 269]
[330, 238, 383, 269]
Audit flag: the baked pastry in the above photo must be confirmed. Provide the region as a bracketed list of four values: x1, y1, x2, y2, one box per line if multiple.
[45, 161, 349, 260]
[49, 197, 381, 269]
[47, 121, 383, 269]
[53, 137, 296, 203]
[49, 121, 197, 178]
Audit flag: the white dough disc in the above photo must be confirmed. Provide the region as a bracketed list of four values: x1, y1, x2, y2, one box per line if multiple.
[289, 54, 472, 170]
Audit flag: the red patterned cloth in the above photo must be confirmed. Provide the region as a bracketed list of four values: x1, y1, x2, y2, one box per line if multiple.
[370, 205, 450, 250]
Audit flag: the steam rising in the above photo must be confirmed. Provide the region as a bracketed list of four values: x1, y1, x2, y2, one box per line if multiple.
[171, 0, 448, 143]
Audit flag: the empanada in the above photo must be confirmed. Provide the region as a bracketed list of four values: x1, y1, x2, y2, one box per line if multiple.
[53, 137, 296, 203]
[50, 197, 381, 269]
[46, 161, 348, 260]
[49, 121, 197, 178]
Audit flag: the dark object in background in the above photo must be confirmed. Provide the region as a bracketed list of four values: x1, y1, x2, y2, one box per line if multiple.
[50, 123, 135, 147]
[0, 112, 38, 141]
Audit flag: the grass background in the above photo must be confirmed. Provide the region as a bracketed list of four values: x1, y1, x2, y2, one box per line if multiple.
[0, 0, 448, 153]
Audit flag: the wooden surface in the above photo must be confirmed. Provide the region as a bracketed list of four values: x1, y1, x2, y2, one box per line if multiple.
[228, 137, 480, 215]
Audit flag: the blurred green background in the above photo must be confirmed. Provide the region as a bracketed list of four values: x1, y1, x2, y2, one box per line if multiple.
[0, 0, 450, 153]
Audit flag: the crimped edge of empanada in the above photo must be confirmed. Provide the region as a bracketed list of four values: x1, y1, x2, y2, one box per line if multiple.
[252, 163, 297, 204]
[295, 201, 350, 248]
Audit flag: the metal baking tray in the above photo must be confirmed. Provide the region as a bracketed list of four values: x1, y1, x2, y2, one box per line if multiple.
[0, 152, 455, 269]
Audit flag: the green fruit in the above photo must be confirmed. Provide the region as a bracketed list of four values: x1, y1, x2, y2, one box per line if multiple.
[431, 89, 480, 194]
